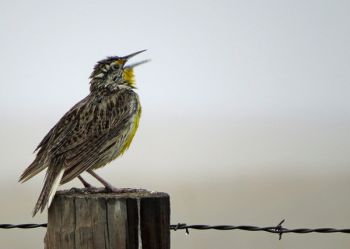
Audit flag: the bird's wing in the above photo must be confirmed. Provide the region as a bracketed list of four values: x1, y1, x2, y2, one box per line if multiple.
[59, 89, 140, 183]
[35, 96, 91, 153]
[19, 96, 90, 182]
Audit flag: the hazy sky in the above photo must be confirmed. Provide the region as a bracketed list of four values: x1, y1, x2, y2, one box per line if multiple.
[1, 0, 349, 119]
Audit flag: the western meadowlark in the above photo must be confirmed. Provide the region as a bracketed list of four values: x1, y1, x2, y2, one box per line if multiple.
[19, 50, 148, 216]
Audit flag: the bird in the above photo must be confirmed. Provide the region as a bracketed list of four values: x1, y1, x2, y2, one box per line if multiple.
[19, 50, 148, 216]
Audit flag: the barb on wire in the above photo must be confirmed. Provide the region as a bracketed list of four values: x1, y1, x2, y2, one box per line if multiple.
[275, 219, 285, 240]
[169, 220, 350, 240]
[3, 220, 350, 240]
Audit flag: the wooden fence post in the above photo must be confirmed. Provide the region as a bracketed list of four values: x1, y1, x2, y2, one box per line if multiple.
[44, 188, 170, 249]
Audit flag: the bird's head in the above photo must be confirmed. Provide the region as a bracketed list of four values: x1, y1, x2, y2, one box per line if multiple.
[89, 50, 148, 92]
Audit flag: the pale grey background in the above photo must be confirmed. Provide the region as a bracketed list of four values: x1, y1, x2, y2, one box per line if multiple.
[0, 0, 350, 248]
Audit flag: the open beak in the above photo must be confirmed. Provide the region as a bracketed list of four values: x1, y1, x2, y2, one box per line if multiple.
[122, 49, 147, 60]
[125, 59, 150, 69]
[122, 50, 149, 68]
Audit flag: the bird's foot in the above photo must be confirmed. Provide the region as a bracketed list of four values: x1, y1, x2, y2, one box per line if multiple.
[69, 186, 100, 193]
[84, 186, 100, 192]
[105, 185, 124, 193]
[86, 169, 140, 194]
[69, 187, 86, 193]
[105, 185, 138, 194]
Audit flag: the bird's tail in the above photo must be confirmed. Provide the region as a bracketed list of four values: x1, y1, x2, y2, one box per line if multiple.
[19, 156, 47, 183]
[32, 164, 65, 216]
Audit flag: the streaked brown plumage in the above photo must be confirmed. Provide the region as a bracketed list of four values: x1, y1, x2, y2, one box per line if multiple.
[19, 50, 147, 216]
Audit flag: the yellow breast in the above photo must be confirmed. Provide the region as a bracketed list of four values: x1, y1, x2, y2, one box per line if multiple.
[118, 104, 142, 156]
[122, 68, 136, 87]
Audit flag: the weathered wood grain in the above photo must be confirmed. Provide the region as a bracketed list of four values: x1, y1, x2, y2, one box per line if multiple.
[44, 188, 170, 249]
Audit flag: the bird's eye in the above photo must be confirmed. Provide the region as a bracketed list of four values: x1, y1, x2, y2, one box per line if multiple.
[110, 62, 120, 70]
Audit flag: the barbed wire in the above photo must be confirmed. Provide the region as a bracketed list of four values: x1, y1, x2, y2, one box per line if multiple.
[2, 220, 350, 240]
[0, 223, 47, 229]
[170, 220, 350, 240]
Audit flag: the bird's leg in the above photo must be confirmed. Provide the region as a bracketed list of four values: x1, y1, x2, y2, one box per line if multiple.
[77, 175, 93, 188]
[87, 169, 121, 192]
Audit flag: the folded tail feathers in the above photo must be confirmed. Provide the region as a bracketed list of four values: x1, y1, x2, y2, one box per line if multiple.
[19, 158, 47, 183]
[32, 167, 65, 216]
